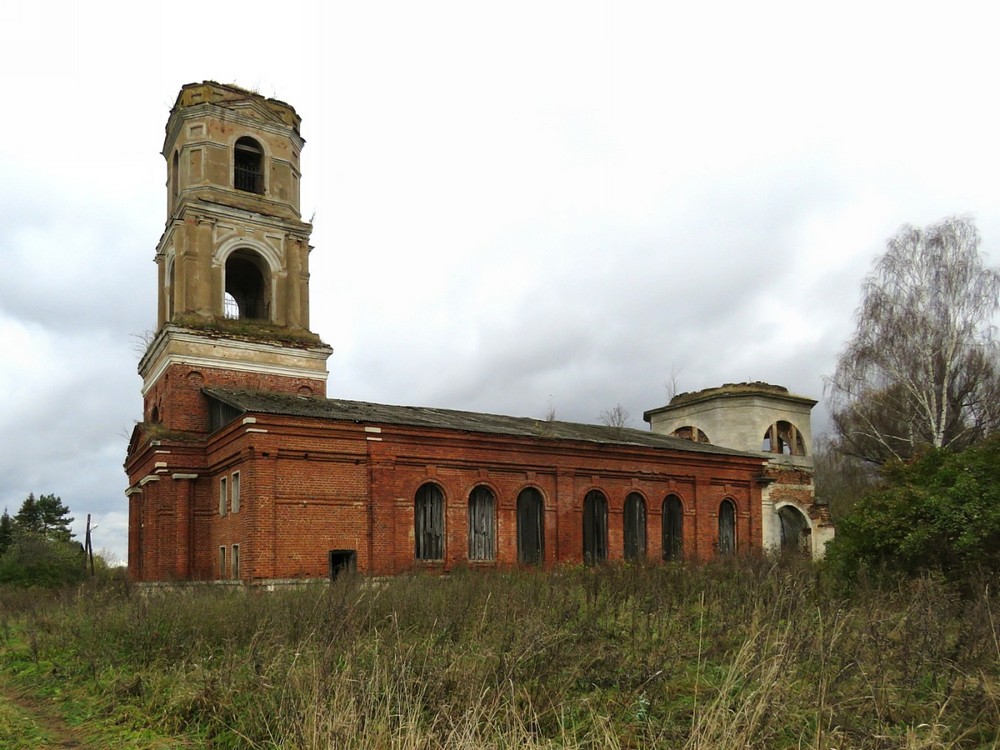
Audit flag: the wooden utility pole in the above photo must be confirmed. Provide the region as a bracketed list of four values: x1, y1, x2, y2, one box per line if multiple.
[84, 514, 94, 576]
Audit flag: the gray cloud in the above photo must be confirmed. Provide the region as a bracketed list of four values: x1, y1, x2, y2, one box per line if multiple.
[3, 1, 1000, 563]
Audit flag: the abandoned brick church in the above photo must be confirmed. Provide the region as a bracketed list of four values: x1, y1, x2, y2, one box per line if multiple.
[125, 82, 832, 583]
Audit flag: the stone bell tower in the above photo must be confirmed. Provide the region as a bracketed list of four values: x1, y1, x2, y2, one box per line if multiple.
[138, 82, 332, 435]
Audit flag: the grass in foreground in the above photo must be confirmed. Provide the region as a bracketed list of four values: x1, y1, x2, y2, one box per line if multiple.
[1, 557, 998, 749]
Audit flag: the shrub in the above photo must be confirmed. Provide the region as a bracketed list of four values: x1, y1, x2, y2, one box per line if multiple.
[825, 435, 1000, 584]
[0, 533, 86, 587]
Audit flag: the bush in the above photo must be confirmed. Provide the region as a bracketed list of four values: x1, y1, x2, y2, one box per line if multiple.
[825, 435, 1000, 584]
[0, 533, 86, 587]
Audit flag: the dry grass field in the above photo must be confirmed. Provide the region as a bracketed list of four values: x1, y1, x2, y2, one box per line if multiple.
[1, 558, 998, 749]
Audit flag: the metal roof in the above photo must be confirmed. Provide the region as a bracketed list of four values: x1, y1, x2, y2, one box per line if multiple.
[204, 387, 764, 460]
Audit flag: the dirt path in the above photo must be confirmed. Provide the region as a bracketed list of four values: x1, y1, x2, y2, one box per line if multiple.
[0, 675, 95, 750]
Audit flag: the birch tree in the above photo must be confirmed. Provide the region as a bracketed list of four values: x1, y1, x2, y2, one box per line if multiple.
[828, 217, 1000, 464]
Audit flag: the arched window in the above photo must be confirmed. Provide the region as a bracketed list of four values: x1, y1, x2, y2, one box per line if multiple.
[718, 499, 737, 556]
[778, 504, 811, 555]
[415, 483, 444, 561]
[623, 493, 646, 561]
[165, 255, 175, 321]
[516, 488, 544, 565]
[468, 486, 495, 561]
[234, 136, 264, 194]
[583, 490, 608, 564]
[670, 426, 711, 444]
[662, 494, 683, 561]
[171, 150, 180, 200]
[225, 249, 269, 320]
[761, 421, 806, 455]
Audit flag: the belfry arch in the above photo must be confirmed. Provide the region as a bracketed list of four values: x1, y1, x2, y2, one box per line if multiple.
[224, 249, 271, 321]
[762, 420, 806, 456]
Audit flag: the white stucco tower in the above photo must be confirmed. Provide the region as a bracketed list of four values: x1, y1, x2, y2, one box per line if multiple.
[644, 382, 834, 560]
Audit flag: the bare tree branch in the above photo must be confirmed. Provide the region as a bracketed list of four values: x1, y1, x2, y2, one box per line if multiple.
[599, 404, 631, 430]
[827, 216, 1000, 463]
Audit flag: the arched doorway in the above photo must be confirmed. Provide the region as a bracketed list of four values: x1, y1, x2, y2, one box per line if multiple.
[778, 504, 811, 555]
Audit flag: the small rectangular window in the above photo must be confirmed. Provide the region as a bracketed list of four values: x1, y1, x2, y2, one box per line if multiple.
[219, 476, 228, 516]
[231, 544, 240, 579]
[219, 546, 227, 578]
[231, 472, 241, 514]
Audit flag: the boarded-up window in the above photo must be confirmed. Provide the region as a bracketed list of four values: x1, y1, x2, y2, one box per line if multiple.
[219, 476, 228, 516]
[468, 485, 496, 561]
[623, 492, 646, 561]
[209, 397, 242, 432]
[719, 499, 737, 556]
[516, 488, 544, 565]
[231, 471, 241, 514]
[663, 495, 684, 560]
[583, 490, 608, 564]
[415, 483, 444, 561]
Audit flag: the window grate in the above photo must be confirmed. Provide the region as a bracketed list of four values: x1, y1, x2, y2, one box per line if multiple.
[234, 163, 263, 194]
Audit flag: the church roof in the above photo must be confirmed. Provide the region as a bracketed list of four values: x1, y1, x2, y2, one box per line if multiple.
[203, 388, 764, 460]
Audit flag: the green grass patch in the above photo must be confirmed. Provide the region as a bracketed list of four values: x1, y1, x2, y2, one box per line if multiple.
[0, 694, 50, 750]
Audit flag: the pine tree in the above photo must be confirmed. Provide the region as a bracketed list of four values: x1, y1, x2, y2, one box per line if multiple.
[12, 493, 74, 542]
[14, 493, 41, 533]
[0, 510, 14, 555]
[36, 494, 74, 542]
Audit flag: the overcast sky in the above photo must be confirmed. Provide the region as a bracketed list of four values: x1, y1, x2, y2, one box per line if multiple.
[2, 1, 1000, 562]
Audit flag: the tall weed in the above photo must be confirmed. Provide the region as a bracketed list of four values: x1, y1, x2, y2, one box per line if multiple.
[1, 559, 997, 748]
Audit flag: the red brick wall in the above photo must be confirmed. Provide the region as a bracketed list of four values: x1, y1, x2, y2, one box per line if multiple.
[765, 464, 816, 513]
[143, 362, 326, 434]
[127, 390, 767, 582]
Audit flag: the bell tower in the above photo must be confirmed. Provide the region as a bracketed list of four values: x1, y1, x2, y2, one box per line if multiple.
[138, 81, 332, 435]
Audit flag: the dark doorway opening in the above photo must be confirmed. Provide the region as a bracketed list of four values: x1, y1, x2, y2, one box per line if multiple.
[328, 549, 357, 580]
